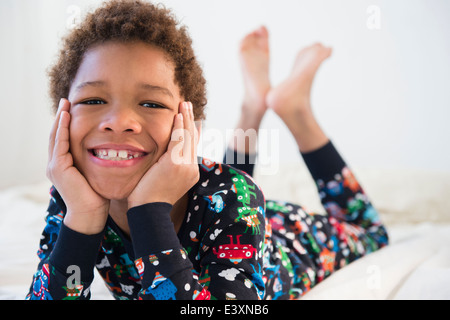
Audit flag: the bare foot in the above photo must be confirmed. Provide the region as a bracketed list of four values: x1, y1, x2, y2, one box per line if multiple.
[239, 26, 271, 127]
[267, 43, 331, 118]
[266, 43, 332, 152]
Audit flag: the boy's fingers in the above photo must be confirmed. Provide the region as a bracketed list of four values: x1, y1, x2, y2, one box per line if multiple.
[167, 102, 197, 165]
[181, 102, 196, 164]
[48, 99, 70, 160]
[168, 113, 185, 162]
[54, 111, 71, 158]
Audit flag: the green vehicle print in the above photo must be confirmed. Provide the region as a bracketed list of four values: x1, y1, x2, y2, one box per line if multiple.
[229, 168, 257, 207]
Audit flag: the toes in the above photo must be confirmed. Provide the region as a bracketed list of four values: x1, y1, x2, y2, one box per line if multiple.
[240, 27, 269, 53]
[297, 43, 332, 61]
[255, 25, 269, 38]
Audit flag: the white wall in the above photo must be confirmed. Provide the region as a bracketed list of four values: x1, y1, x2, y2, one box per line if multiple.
[1, 0, 449, 189]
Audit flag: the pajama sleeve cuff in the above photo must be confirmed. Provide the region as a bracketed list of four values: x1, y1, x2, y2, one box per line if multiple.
[301, 140, 347, 181]
[49, 222, 105, 282]
[127, 202, 179, 259]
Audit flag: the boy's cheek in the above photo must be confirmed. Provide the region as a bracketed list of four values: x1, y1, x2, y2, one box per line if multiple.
[68, 111, 92, 144]
[68, 121, 88, 169]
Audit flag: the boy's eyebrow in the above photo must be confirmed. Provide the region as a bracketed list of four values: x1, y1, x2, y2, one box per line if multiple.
[138, 83, 174, 99]
[74, 81, 174, 99]
[74, 80, 106, 91]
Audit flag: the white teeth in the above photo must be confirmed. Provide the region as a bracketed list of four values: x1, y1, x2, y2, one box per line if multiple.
[118, 150, 128, 159]
[108, 150, 117, 158]
[93, 149, 143, 161]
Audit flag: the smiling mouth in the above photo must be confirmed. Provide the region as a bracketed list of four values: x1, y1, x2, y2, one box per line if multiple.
[90, 149, 147, 161]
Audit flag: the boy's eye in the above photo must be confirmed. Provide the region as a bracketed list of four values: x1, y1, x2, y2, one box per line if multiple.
[141, 102, 165, 109]
[81, 99, 106, 105]
[78, 100, 165, 109]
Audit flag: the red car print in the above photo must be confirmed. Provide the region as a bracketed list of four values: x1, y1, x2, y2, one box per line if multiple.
[213, 235, 257, 264]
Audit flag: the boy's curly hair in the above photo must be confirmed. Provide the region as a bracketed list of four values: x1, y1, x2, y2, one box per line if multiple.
[48, 0, 207, 120]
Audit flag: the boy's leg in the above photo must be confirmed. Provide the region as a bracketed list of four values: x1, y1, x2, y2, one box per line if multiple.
[222, 32, 388, 298]
[263, 44, 388, 298]
[224, 26, 271, 176]
[265, 142, 389, 298]
[265, 42, 385, 231]
[266, 43, 331, 153]
[236, 25, 270, 140]
[225, 35, 332, 175]
[265, 42, 389, 238]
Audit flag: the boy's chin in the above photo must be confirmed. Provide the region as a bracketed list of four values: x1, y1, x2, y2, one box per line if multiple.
[90, 180, 137, 202]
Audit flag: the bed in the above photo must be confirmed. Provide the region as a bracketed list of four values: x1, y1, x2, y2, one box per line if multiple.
[1, 163, 449, 300]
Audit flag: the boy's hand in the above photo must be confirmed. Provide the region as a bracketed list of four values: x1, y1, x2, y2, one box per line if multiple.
[127, 101, 200, 208]
[47, 98, 110, 235]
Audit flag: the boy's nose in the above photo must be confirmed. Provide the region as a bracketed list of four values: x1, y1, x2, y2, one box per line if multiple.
[99, 105, 142, 134]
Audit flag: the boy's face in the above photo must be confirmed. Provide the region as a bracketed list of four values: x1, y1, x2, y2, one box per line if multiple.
[68, 41, 183, 200]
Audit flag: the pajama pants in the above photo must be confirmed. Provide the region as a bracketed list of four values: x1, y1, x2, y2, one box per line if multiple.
[224, 141, 389, 299]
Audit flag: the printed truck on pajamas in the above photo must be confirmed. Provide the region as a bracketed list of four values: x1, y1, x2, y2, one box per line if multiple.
[213, 235, 257, 264]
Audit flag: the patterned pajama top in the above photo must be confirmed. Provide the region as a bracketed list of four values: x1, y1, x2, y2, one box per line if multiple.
[26, 141, 388, 300]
